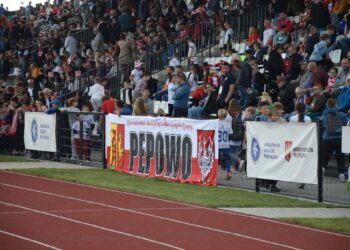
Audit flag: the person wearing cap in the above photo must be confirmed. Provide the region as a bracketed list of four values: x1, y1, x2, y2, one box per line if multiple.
[130, 60, 143, 85]
[291, 59, 312, 89]
[47, 98, 61, 114]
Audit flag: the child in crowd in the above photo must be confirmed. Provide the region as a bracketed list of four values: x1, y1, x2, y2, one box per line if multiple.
[120, 81, 133, 107]
[218, 109, 234, 180]
[255, 101, 270, 121]
[272, 102, 286, 122]
[295, 87, 309, 105]
[244, 106, 256, 121]
[72, 105, 95, 161]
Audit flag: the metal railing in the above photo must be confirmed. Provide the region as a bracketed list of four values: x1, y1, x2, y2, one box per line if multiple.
[57, 111, 106, 167]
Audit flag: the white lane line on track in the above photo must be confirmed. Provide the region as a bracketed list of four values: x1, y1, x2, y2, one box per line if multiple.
[0, 201, 184, 250]
[0, 229, 62, 250]
[3, 170, 350, 239]
[0, 207, 200, 215]
[1, 183, 300, 250]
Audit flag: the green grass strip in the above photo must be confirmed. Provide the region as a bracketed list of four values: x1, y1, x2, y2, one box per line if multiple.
[279, 218, 350, 235]
[13, 168, 341, 208]
[0, 155, 38, 162]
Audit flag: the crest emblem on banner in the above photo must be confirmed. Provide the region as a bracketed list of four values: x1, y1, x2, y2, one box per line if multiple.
[197, 130, 215, 182]
[285, 141, 293, 162]
[31, 119, 38, 143]
[109, 123, 125, 169]
[251, 137, 260, 163]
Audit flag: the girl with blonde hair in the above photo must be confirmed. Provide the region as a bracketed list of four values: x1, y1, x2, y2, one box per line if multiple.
[132, 97, 148, 116]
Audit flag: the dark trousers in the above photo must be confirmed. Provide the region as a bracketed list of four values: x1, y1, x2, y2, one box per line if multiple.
[172, 108, 188, 118]
[322, 139, 345, 174]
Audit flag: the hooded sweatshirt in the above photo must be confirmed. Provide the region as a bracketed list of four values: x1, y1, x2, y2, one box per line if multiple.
[321, 107, 348, 140]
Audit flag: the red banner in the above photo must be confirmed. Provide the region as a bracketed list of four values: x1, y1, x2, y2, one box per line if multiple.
[106, 115, 219, 185]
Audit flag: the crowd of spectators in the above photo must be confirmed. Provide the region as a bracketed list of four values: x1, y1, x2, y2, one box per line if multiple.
[0, 0, 349, 185]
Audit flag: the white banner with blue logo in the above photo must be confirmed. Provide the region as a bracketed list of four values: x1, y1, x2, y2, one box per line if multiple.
[342, 126, 350, 153]
[24, 112, 57, 152]
[246, 122, 318, 185]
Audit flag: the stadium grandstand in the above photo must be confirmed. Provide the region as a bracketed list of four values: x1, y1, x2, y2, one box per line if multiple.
[0, 0, 349, 204]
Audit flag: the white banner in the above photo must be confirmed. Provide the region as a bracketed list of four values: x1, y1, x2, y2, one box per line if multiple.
[105, 115, 219, 185]
[342, 126, 350, 153]
[246, 122, 318, 185]
[24, 112, 57, 152]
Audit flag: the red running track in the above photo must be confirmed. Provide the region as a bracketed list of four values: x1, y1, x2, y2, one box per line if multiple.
[0, 171, 349, 250]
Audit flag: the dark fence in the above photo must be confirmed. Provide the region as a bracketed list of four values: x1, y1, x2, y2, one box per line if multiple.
[2, 111, 349, 205]
[57, 111, 106, 167]
[218, 122, 350, 205]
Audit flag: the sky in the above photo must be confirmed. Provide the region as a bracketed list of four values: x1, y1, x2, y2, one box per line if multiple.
[2, 0, 50, 11]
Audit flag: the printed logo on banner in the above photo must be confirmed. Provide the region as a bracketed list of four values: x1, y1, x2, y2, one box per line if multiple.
[285, 140, 293, 162]
[109, 123, 125, 169]
[197, 130, 215, 182]
[31, 119, 38, 143]
[251, 137, 260, 163]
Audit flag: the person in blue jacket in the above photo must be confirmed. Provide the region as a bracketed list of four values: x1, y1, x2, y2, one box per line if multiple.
[47, 99, 61, 114]
[337, 75, 350, 112]
[321, 98, 349, 182]
[172, 72, 190, 118]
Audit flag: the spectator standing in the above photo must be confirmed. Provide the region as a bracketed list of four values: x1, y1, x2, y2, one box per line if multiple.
[217, 62, 236, 109]
[64, 31, 78, 55]
[321, 98, 349, 182]
[88, 77, 105, 111]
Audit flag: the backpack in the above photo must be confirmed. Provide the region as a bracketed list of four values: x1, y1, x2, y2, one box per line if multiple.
[231, 115, 245, 141]
[324, 112, 343, 134]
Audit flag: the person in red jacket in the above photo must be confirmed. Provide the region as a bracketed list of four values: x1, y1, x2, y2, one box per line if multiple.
[276, 12, 294, 33]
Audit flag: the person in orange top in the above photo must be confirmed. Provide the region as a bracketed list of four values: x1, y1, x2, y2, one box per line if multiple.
[247, 26, 260, 46]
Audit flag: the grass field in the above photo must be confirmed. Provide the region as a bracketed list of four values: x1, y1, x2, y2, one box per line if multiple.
[14, 168, 339, 208]
[279, 218, 350, 235]
[0, 155, 38, 162]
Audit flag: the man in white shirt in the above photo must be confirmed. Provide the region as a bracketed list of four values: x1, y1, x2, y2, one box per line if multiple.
[262, 19, 275, 47]
[88, 77, 105, 111]
[64, 31, 78, 55]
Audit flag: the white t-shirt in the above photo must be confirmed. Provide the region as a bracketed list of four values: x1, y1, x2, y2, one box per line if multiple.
[219, 30, 226, 47]
[169, 58, 180, 68]
[188, 73, 198, 92]
[88, 83, 105, 101]
[289, 114, 312, 123]
[187, 42, 197, 58]
[218, 119, 233, 149]
[224, 28, 233, 44]
[130, 68, 143, 83]
[167, 82, 176, 105]
[263, 28, 275, 46]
